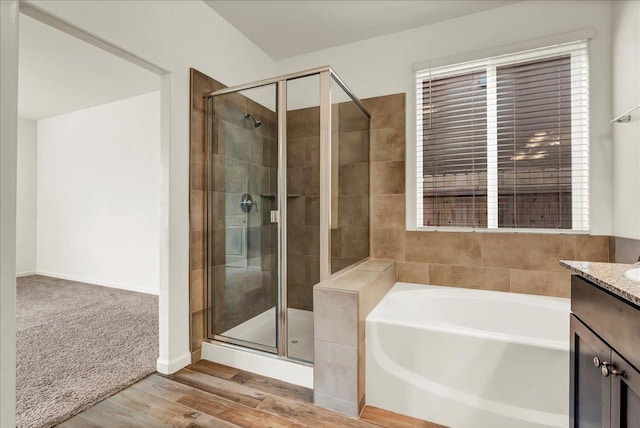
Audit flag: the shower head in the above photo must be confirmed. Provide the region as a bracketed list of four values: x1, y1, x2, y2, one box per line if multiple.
[244, 113, 262, 128]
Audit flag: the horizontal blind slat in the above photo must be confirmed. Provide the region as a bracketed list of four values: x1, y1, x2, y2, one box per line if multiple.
[416, 40, 588, 230]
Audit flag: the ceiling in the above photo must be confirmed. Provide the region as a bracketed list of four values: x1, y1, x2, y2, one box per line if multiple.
[18, 13, 160, 120]
[205, 0, 518, 60]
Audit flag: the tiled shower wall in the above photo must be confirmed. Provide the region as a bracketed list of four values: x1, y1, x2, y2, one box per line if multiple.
[286, 107, 320, 311]
[210, 89, 278, 335]
[190, 69, 222, 361]
[364, 92, 611, 298]
[190, 69, 277, 359]
[286, 103, 370, 311]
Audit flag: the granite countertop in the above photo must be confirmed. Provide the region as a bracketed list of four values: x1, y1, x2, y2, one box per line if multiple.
[560, 260, 640, 306]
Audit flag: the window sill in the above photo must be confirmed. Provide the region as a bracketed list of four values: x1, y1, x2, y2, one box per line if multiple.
[413, 226, 590, 235]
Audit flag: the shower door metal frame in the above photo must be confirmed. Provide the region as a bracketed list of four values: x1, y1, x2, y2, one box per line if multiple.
[205, 66, 371, 363]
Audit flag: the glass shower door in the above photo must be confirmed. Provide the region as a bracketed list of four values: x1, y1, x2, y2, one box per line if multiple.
[208, 84, 279, 352]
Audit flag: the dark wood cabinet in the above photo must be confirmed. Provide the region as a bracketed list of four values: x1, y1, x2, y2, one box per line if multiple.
[571, 275, 640, 428]
[611, 351, 640, 428]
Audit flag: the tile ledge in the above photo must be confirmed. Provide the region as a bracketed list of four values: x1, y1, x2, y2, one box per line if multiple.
[315, 259, 396, 292]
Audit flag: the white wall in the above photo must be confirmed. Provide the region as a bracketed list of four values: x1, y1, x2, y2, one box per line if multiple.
[26, 0, 278, 374]
[36, 92, 160, 294]
[16, 118, 37, 275]
[276, 0, 613, 235]
[612, 0, 640, 240]
[0, 1, 18, 425]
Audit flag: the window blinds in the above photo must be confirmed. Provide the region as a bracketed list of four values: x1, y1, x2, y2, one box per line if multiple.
[416, 41, 589, 231]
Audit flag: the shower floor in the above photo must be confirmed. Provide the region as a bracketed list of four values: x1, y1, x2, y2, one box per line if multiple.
[222, 307, 314, 362]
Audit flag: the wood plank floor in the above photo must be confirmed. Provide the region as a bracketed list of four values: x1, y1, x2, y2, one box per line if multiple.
[58, 360, 445, 427]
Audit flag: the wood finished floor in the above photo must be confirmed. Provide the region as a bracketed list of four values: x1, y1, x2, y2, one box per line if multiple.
[58, 360, 445, 427]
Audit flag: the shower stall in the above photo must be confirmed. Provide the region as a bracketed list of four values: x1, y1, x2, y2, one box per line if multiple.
[205, 67, 371, 364]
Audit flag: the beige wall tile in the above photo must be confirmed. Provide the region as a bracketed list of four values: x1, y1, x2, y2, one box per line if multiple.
[371, 161, 405, 194]
[358, 341, 365, 405]
[357, 259, 395, 272]
[576, 235, 610, 262]
[397, 262, 430, 284]
[337, 195, 368, 228]
[190, 190, 205, 232]
[211, 191, 225, 230]
[212, 229, 225, 266]
[340, 227, 369, 259]
[305, 136, 321, 166]
[371, 127, 405, 162]
[314, 340, 358, 404]
[371, 194, 405, 229]
[190, 269, 204, 313]
[338, 132, 367, 165]
[510, 269, 572, 298]
[481, 233, 576, 272]
[614, 236, 640, 263]
[339, 163, 369, 195]
[287, 137, 305, 168]
[405, 231, 481, 266]
[190, 149, 206, 191]
[371, 227, 405, 261]
[321, 269, 379, 292]
[314, 392, 359, 418]
[358, 266, 396, 342]
[287, 107, 320, 139]
[211, 154, 225, 192]
[339, 102, 369, 133]
[190, 107, 205, 153]
[362, 93, 405, 130]
[191, 309, 204, 351]
[430, 264, 510, 292]
[191, 68, 225, 111]
[190, 230, 204, 271]
[314, 288, 358, 347]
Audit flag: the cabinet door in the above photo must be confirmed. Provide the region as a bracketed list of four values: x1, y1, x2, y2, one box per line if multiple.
[611, 351, 640, 428]
[571, 314, 612, 428]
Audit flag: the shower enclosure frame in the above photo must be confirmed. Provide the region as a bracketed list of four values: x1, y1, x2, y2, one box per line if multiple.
[204, 66, 371, 363]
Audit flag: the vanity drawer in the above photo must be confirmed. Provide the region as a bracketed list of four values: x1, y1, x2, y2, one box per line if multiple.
[571, 274, 640, 371]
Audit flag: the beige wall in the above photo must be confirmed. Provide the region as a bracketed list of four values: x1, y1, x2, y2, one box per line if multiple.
[365, 92, 610, 298]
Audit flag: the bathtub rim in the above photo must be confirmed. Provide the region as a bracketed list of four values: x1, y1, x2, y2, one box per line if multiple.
[367, 282, 570, 351]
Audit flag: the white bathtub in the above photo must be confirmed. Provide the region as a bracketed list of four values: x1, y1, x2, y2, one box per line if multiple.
[366, 282, 570, 428]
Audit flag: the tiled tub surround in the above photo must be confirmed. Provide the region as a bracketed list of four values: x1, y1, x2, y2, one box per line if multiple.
[560, 260, 640, 306]
[613, 236, 640, 264]
[313, 259, 396, 417]
[364, 92, 612, 298]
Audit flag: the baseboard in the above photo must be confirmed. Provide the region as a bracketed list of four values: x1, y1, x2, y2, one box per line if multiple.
[34, 270, 159, 295]
[156, 352, 191, 375]
[16, 271, 36, 277]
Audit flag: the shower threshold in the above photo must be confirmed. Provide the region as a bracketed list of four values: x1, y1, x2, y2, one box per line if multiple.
[222, 307, 314, 363]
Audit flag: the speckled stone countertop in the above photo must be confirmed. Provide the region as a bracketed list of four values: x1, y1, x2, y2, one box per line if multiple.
[560, 260, 640, 307]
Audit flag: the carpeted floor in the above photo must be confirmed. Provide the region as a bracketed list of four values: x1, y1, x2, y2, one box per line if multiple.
[16, 275, 159, 428]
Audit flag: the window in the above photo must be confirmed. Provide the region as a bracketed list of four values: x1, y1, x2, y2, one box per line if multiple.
[416, 41, 589, 232]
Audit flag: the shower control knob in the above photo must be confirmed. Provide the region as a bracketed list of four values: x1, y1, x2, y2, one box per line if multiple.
[240, 194, 257, 213]
[593, 357, 601, 368]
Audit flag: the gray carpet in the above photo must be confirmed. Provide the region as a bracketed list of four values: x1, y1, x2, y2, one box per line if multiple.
[16, 275, 159, 428]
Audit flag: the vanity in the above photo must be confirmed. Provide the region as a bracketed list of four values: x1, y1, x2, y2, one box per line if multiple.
[561, 261, 640, 428]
